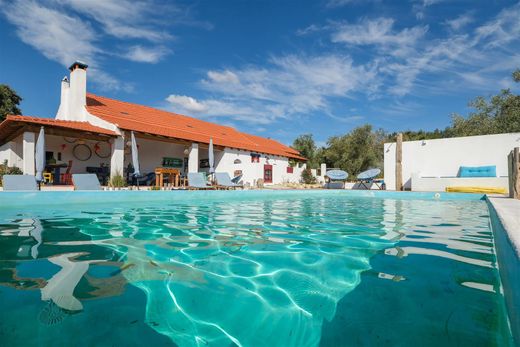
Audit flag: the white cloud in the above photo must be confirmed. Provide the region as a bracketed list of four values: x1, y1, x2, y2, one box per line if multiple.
[475, 3, 520, 48]
[445, 13, 474, 31]
[326, 0, 380, 8]
[166, 95, 208, 113]
[1, 0, 98, 66]
[412, 0, 445, 20]
[331, 18, 427, 57]
[0, 0, 191, 90]
[166, 54, 377, 125]
[326, 0, 354, 7]
[124, 45, 171, 63]
[172, 4, 520, 126]
[206, 70, 240, 84]
[54, 0, 174, 42]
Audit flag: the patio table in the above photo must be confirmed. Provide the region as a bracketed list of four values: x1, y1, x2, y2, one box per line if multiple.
[155, 167, 180, 188]
[46, 162, 68, 185]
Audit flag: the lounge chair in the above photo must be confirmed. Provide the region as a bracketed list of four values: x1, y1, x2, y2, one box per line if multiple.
[72, 174, 101, 190]
[2, 175, 38, 191]
[356, 168, 384, 190]
[324, 169, 348, 189]
[215, 172, 243, 189]
[187, 173, 215, 190]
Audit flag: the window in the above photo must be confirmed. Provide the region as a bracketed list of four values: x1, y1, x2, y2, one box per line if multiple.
[250, 153, 260, 163]
[286, 166, 293, 174]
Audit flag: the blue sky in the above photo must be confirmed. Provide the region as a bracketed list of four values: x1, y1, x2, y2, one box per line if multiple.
[1, 0, 519, 146]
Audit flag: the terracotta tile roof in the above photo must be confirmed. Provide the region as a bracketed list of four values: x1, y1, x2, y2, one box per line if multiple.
[86, 93, 305, 160]
[0, 115, 117, 144]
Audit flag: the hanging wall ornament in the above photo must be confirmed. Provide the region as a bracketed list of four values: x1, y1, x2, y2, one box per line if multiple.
[94, 141, 111, 159]
[73, 144, 92, 161]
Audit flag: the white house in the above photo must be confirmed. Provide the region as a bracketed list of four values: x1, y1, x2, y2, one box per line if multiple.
[0, 61, 307, 186]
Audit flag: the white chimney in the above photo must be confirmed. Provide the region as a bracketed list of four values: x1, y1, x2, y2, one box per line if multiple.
[56, 76, 70, 120]
[56, 61, 88, 121]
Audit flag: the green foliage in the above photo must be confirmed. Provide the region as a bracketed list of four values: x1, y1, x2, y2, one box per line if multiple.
[320, 124, 383, 176]
[0, 85, 22, 121]
[513, 69, 520, 83]
[292, 134, 318, 168]
[300, 168, 316, 184]
[109, 173, 126, 188]
[0, 160, 23, 187]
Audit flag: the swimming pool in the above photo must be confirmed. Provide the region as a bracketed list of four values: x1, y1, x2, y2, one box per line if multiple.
[0, 190, 516, 346]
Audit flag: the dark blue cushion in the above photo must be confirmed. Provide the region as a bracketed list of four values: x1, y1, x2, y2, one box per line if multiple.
[458, 166, 497, 177]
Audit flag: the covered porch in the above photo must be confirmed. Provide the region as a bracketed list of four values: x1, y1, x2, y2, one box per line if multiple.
[0, 116, 224, 187]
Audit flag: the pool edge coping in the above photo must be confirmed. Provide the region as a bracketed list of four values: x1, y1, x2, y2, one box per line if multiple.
[487, 196, 520, 346]
[488, 197, 520, 258]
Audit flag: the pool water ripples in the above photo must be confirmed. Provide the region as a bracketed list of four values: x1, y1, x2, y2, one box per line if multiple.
[0, 194, 514, 346]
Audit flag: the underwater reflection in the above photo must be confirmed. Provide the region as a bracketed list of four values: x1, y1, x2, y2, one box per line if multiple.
[0, 196, 509, 347]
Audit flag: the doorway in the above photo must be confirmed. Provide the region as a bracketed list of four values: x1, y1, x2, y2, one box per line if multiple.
[264, 164, 273, 183]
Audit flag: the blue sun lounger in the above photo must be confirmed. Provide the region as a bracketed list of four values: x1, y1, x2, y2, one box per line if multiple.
[72, 174, 102, 190]
[187, 173, 215, 189]
[215, 172, 243, 189]
[2, 175, 38, 191]
[356, 168, 384, 190]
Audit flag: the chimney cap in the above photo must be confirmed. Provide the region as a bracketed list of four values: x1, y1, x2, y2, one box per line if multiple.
[68, 60, 88, 71]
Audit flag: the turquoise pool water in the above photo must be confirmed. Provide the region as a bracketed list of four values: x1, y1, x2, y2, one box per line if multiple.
[0, 191, 514, 346]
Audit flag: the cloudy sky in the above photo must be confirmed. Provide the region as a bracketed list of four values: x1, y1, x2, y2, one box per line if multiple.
[1, 0, 519, 145]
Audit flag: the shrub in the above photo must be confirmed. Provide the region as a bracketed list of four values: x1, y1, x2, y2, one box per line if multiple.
[0, 160, 22, 187]
[109, 173, 126, 188]
[300, 168, 316, 184]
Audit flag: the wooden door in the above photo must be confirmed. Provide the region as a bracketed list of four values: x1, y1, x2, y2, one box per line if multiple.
[264, 164, 273, 183]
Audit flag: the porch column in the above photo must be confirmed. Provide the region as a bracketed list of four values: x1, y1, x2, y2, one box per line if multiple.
[110, 135, 125, 180]
[22, 132, 35, 175]
[188, 143, 199, 173]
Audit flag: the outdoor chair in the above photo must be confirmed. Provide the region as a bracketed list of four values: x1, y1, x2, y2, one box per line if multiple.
[187, 173, 215, 190]
[2, 175, 38, 191]
[60, 160, 73, 185]
[215, 172, 243, 190]
[324, 169, 348, 189]
[356, 168, 384, 190]
[72, 174, 102, 190]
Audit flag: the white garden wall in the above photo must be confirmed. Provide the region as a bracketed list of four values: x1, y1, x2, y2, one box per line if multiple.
[384, 132, 520, 191]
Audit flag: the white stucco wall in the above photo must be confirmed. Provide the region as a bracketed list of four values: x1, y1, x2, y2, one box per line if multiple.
[0, 138, 24, 168]
[137, 138, 187, 174]
[215, 148, 304, 186]
[384, 132, 520, 190]
[1, 132, 304, 185]
[0, 143, 10, 165]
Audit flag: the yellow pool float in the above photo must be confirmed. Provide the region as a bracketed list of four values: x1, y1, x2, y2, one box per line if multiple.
[446, 186, 507, 194]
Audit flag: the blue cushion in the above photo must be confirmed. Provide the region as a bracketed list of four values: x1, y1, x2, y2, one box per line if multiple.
[458, 166, 497, 178]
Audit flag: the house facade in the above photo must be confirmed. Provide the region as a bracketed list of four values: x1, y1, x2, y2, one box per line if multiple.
[0, 62, 306, 186]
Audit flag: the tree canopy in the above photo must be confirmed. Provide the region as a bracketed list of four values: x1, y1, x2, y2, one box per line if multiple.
[292, 134, 318, 168]
[0, 85, 22, 121]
